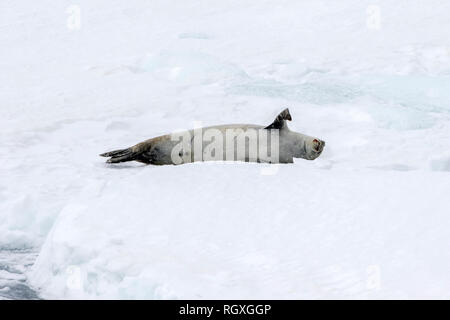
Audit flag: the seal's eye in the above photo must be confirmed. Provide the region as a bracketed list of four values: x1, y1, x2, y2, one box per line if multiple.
[313, 139, 320, 152]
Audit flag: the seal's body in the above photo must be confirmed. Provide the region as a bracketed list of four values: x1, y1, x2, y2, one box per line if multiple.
[101, 109, 325, 165]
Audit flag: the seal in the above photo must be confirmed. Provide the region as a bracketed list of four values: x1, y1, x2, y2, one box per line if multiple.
[100, 108, 325, 165]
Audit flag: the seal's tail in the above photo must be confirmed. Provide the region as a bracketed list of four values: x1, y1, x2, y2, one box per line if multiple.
[100, 147, 140, 163]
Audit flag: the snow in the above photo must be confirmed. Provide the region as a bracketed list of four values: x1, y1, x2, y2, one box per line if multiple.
[0, 249, 39, 300]
[1, 0, 450, 299]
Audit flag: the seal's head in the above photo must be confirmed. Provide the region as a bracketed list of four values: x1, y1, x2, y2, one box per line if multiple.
[290, 134, 325, 160]
[305, 137, 325, 160]
[266, 108, 325, 161]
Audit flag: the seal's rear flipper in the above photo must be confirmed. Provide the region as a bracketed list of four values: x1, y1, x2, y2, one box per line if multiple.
[265, 108, 292, 130]
[100, 147, 142, 163]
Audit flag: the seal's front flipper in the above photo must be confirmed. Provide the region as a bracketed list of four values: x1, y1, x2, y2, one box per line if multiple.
[265, 108, 292, 130]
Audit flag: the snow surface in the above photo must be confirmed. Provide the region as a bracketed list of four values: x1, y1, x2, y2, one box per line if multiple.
[0, 249, 39, 300]
[1, 0, 450, 299]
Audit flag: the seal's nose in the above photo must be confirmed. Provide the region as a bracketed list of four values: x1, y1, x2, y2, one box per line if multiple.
[316, 140, 325, 153]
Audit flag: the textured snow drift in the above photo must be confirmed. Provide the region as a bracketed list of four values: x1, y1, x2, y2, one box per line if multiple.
[1, 0, 450, 299]
[0, 249, 39, 300]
